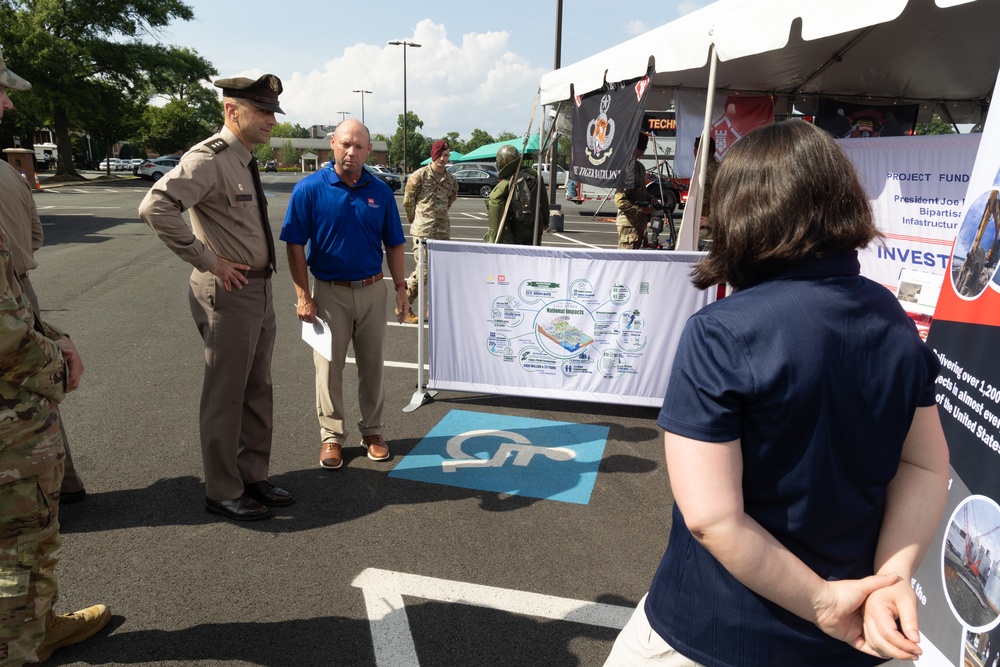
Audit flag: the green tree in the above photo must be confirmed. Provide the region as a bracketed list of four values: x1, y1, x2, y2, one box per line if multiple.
[388, 111, 427, 171]
[134, 47, 219, 155]
[254, 143, 274, 165]
[279, 140, 299, 167]
[0, 0, 214, 177]
[466, 128, 495, 152]
[80, 80, 146, 172]
[495, 131, 517, 142]
[272, 122, 310, 138]
[915, 114, 956, 136]
[442, 131, 466, 155]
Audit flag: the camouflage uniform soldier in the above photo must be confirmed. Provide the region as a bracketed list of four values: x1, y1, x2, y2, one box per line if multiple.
[402, 139, 457, 324]
[0, 48, 110, 666]
[614, 133, 652, 249]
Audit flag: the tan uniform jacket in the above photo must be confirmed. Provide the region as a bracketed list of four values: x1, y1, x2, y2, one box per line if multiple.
[138, 126, 270, 271]
[403, 166, 458, 239]
[614, 161, 650, 228]
[0, 160, 42, 276]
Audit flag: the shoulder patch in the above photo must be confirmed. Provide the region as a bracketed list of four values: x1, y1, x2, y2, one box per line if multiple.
[205, 138, 229, 154]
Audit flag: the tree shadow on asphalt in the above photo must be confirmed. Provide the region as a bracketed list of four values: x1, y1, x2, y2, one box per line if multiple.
[59, 437, 657, 535]
[47, 594, 634, 666]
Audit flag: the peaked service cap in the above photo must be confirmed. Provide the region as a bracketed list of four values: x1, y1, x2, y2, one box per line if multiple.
[0, 48, 31, 92]
[214, 73, 284, 114]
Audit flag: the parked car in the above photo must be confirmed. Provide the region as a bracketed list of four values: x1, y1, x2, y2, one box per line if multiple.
[447, 162, 496, 174]
[264, 160, 277, 172]
[532, 163, 568, 186]
[363, 163, 401, 191]
[98, 158, 124, 171]
[453, 168, 500, 198]
[129, 158, 146, 175]
[138, 156, 181, 181]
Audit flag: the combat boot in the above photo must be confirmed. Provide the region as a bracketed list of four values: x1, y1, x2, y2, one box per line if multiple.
[32, 604, 111, 663]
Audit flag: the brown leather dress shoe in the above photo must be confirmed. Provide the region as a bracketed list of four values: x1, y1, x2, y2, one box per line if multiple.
[320, 442, 343, 469]
[205, 495, 270, 521]
[361, 434, 390, 461]
[244, 480, 294, 507]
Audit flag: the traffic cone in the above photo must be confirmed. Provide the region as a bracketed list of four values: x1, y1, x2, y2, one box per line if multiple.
[34, 173, 41, 191]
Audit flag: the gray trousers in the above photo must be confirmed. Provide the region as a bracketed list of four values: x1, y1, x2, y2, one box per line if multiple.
[189, 270, 275, 501]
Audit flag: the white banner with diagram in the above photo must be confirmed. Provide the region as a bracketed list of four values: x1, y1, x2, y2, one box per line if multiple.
[426, 241, 715, 407]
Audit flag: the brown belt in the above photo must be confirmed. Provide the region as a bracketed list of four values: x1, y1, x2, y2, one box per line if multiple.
[243, 268, 273, 279]
[332, 271, 384, 288]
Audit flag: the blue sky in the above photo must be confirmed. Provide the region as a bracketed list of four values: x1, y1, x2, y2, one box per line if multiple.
[146, 1, 709, 140]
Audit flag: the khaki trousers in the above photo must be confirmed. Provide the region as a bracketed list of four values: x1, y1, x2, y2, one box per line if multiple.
[20, 275, 84, 495]
[189, 270, 275, 501]
[312, 279, 387, 444]
[604, 594, 706, 667]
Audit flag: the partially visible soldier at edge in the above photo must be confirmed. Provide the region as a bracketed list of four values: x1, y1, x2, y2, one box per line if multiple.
[402, 138, 457, 324]
[139, 73, 294, 522]
[0, 48, 111, 666]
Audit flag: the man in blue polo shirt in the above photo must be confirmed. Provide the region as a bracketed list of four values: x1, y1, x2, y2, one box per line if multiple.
[281, 118, 410, 470]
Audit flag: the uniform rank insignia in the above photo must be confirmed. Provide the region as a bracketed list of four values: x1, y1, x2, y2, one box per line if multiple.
[206, 138, 229, 154]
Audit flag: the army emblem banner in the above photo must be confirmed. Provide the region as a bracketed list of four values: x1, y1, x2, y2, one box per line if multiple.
[570, 70, 652, 189]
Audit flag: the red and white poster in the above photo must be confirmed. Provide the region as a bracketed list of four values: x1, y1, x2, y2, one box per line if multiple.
[674, 92, 774, 178]
[708, 95, 774, 160]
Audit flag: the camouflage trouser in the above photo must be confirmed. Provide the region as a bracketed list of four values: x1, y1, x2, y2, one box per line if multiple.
[405, 238, 446, 313]
[0, 463, 62, 667]
[405, 241, 426, 303]
[617, 221, 646, 250]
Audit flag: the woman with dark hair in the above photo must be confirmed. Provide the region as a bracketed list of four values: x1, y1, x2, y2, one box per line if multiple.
[605, 119, 949, 666]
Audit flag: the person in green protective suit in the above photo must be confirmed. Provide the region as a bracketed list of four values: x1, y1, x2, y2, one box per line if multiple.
[484, 144, 549, 245]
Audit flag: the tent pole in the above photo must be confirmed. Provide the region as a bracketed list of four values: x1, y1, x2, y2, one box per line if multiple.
[403, 237, 437, 413]
[677, 43, 718, 252]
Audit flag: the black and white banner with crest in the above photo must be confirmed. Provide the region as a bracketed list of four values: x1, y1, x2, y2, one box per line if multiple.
[569, 70, 652, 189]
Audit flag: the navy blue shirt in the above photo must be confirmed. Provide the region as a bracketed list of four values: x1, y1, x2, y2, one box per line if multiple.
[280, 167, 405, 281]
[649, 252, 938, 667]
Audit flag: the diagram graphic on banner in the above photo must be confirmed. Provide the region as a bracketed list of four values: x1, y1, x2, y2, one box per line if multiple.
[426, 242, 714, 407]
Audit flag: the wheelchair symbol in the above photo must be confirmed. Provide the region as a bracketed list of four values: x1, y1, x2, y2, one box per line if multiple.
[442, 429, 576, 473]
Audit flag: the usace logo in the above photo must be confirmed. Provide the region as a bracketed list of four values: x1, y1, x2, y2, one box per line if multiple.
[585, 94, 615, 166]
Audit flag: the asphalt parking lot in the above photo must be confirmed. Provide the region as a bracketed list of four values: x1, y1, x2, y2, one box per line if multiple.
[29, 172, 674, 667]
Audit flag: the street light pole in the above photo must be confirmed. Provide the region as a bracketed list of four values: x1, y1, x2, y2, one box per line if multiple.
[352, 89, 372, 125]
[335, 111, 351, 122]
[388, 40, 421, 175]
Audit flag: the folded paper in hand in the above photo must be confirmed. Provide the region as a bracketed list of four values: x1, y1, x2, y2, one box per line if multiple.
[302, 317, 332, 361]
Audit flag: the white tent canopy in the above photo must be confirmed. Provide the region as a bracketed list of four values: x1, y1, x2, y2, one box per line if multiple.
[540, 0, 999, 125]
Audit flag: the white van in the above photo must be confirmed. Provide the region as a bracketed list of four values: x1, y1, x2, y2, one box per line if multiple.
[533, 163, 568, 186]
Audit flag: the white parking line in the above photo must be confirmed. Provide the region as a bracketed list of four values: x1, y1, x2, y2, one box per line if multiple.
[352, 568, 633, 667]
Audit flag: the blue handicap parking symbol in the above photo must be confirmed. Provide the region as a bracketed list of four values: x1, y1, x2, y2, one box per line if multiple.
[390, 409, 609, 505]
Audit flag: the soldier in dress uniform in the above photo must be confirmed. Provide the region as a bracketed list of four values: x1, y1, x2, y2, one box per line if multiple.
[139, 73, 293, 522]
[402, 139, 458, 323]
[0, 47, 110, 666]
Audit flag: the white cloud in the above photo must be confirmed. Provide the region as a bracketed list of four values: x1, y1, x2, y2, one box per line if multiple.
[624, 21, 649, 37]
[275, 20, 546, 143]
